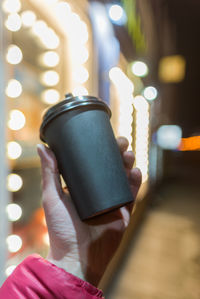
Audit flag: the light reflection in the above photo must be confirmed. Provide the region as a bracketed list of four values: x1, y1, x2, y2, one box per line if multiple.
[7, 141, 22, 159]
[5, 13, 22, 32]
[7, 173, 23, 192]
[6, 79, 22, 98]
[6, 235, 22, 253]
[6, 45, 23, 64]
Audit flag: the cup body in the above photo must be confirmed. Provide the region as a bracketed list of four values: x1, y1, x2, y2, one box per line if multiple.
[40, 95, 134, 220]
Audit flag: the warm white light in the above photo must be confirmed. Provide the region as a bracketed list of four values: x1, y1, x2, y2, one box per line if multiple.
[2, 0, 21, 13]
[6, 45, 23, 64]
[5, 265, 17, 277]
[73, 66, 89, 84]
[41, 71, 59, 86]
[6, 79, 22, 98]
[143, 86, 158, 101]
[72, 86, 88, 96]
[157, 125, 182, 150]
[41, 89, 60, 104]
[109, 4, 123, 21]
[55, 1, 71, 17]
[7, 173, 23, 192]
[8, 110, 26, 131]
[71, 46, 89, 65]
[7, 141, 22, 159]
[5, 13, 22, 32]
[6, 235, 22, 252]
[39, 51, 60, 67]
[131, 61, 149, 77]
[21, 10, 36, 27]
[109, 67, 134, 95]
[32, 20, 47, 36]
[133, 95, 149, 112]
[40, 28, 60, 50]
[6, 203, 22, 221]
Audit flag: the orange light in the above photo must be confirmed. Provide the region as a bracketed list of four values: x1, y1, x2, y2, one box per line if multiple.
[178, 136, 200, 151]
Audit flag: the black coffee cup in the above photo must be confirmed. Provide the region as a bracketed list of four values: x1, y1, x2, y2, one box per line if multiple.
[40, 93, 134, 220]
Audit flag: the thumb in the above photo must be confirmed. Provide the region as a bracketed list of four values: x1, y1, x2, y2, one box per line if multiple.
[37, 144, 63, 203]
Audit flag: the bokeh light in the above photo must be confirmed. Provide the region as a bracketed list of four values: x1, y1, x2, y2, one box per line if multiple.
[21, 10, 36, 27]
[72, 86, 88, 96]
[131, 61, 149, 77]
[40, 71, 59, 86]
[41, 89, 60, 104]
[8, 109, 26, 131]
[6, 45, 23, 64]
[108, 4, 123, 21]
[6, 79, 22, 98]
[6, 235, 22, 253]
[7, 173, 23, 192]
[143, 86, 158, 101]
[2, 0, 21, 14]
[7, 141, 22, 159]
[39, 51, 60, 67]
[5, 265, 17, 277]
[6, 203, 22, 221]
[5, 13, 22, 32]
[73, 66, 89, 84]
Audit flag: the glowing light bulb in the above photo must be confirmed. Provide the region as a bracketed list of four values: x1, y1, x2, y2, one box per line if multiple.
[109, 67, 134, 95]
[157, 125, 182, 150]
[143, 86, 158, 101]
[6, 203, 22, 221]
[6, 45, 23, 64]
[6, 79, 22, 98]
[5, 13, 22, 32]
[5, 265, 17, 277]
[6, 235, 22, 252]
[21, 10, 36, 27]
[39, 51, 60, 67]
[2, 0, 21, 13]
[7, 173, 23, 192]
[72, 86, 88, 96]
[41, 89, 60, 104]
[7, 141, 22, 159]
[131, 61, 149, 77]
[8, 109, 26, 131]
[73, 66, 89, 84]
[41, 71, 59, 86]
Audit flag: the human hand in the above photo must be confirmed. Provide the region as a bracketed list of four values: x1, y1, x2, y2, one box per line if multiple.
[37, 137, 142, 286]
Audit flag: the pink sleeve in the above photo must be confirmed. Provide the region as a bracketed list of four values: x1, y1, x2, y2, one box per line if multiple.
[0, 254, 104, 299]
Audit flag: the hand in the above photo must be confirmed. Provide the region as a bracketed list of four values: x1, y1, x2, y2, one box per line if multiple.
[37, 137, 142, 286]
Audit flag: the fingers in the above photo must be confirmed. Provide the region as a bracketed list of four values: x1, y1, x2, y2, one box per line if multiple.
[37, 144, 63, 202]
[117, 136, 129, 153]
[122, 151, 134, 169]
[129, 167, 142, 199]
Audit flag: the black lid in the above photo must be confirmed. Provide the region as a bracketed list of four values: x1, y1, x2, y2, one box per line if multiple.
[40, 93, 111, 142]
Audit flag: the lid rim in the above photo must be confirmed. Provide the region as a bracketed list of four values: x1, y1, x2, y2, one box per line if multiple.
[40, 96, 111, 142]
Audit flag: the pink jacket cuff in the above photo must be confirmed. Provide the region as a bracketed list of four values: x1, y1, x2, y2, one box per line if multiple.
[0, 254, 104, 298]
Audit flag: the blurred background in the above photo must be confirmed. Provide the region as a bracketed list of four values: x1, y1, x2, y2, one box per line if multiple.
[0, 0, 200, 298]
